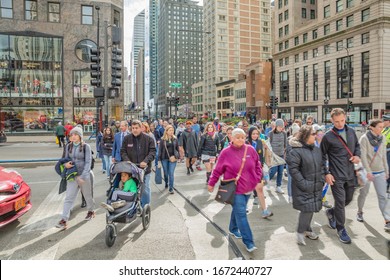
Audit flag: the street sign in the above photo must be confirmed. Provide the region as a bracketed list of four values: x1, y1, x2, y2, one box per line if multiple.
[170, 82, 182, 88]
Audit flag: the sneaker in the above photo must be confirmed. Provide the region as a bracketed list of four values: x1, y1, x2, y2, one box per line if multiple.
[384, 222, 390, 232]
[276, 186, 284, 194]
[322, 200, 332, 208]
[245, 244, 258, 253]
[196, 166, 202, 171]
[169, 189, 174, 194]
[189, 166, 194, 173]
[84, 211, 95, 221]
[111, 200, 126, 209]
[229, 231, 242, 239]
[304, 231, 319, 240]
[187, 168, 191, 175]
[337, 228, 352, 244]
[100, 202, 114, 212]
[326, 208, 336, 229]
[56, 219, 67, 230]
[81, 200, 86, 208]
[356, 212, 364, 223]
[165, 183, 168, 189]
[253, 197, 259, 205]
[261, 209, 274, 219]
[297, 232, 306, 245]
[288, 196, 293, 203]
[102, 170, 106, 174]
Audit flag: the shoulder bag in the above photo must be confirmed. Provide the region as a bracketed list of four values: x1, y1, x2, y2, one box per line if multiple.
[215, 145, 248, 205]
[165, 139, 177, 162]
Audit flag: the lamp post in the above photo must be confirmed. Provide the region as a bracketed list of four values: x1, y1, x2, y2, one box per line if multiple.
[174, 29, 211, 115]
[166, 92, 175, 118]
[95, 5, 101, 131]
[147, 102, 152, 120]
[323, 96, 329, 125]
[230, 106, 235, 118]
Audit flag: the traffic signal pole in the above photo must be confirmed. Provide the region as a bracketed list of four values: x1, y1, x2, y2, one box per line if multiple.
[104, 20, 109, 127]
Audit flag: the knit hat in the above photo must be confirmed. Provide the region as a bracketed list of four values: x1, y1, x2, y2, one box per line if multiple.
[291, 123, 300, 135]
[312, 124, 324, 132]
[70, 126, 83, 139]
[275, 118, 284, 127]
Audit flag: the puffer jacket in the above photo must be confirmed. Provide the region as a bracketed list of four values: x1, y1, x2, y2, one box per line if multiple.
[286, 137, 324, 213]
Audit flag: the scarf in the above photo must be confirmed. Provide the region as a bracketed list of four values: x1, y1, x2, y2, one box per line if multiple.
[366, 130, 383, 147]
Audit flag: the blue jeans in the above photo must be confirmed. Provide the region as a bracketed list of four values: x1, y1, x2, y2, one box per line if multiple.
[103, 155, 112, 175]
[161, 159, 177, 191]
[229, 193, 255, 248]
[154, 144, 159, 167]
[269, 163, 284, 187]
[141, 173, 151, 207]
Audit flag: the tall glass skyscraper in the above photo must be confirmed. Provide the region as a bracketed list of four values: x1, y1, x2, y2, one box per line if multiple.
[132, 10, 145, 105]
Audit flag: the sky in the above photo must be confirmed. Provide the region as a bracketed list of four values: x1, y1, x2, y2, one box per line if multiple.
[124, 0, 203, 71]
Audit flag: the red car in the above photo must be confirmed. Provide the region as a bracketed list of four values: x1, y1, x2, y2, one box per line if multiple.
[0, 166, 32, 228]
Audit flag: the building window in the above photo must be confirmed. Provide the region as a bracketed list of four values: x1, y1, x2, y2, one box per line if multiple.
[284, 40, 289, 49]
[347, 37, 353, 48]
[347, 0, 354, 8]
[284, 24, 289, 35]
[324, 60, 331, 99]
[310, 0, 315, 4]
[336, 19, 343, 31]
[336, 0, 343, 13]
[295, 54, 299, 63]
[337, 56, 354, 99]
[303, 33, 308, 43]
[361, 51, 369, 97]
[302, 8, 307, 19]
[324, 24, 330, 36]
[0, 0, 13, 18]
[284, 10, 289, 20]
[324, 5, 330, 18]
[294, 36, 299, 46]
[303, 51, 308, 60]
[310, 10, 315, 19]
[279, 59, 284, 67]
[362, 32, 370, 44]
[25, 0, 38, 21]
[303, 66, 308, 101]
[279, 43, 283, 51]
[48, 2, 60, 23]
[113, 10, 120, 27]
[280, 71, 289, 103]
[285, 57, 289, 65]
[313, 64, 318, 101]
[312, 29, 317, 40]
[81, 5, 93, 25]
[362, 8, 370, 22]
[346, 14, 354, 27]
[279, 27, 283, 38]
[284, 0, 288, 5]
[278, 13, 283, 23]
[295, 68, 300, 102]
[313, 48, 318, 58]
[324, 44, 330, 55]
[336, 41, 344, 51]
[278, 0, 282, 9]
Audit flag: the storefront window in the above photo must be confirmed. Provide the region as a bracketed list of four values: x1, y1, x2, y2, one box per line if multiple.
[0, 34, 63, 133]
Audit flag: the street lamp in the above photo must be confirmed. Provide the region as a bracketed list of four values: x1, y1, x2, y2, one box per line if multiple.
[174, 29, 211, 115]
[230, 106, 235, 118]
[323, 97, 329, 125]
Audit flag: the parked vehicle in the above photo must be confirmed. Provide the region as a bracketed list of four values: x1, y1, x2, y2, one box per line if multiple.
[0, 167, 32, 228]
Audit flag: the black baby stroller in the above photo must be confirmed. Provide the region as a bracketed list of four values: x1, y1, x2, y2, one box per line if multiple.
[104, 161, 151, 247]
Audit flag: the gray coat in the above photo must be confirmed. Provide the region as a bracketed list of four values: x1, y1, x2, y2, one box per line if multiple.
[179, 128, 198, 158]
[286, 137, 324, 213]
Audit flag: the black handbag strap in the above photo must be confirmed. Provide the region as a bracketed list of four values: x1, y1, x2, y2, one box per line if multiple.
[164, 140, 171, 157]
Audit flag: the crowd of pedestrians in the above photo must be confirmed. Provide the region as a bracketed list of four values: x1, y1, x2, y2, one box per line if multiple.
[53, 110, 390, 250]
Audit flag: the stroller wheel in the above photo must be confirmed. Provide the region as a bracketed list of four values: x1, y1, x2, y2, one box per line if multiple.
[142, 204, 151, 230]
[105, 224, 116, 247]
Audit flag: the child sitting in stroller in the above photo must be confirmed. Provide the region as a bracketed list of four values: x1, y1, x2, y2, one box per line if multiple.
[101, 172, 137, 212]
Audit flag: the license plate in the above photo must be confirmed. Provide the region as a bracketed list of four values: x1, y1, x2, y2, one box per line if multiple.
[14, 197, 26, 211]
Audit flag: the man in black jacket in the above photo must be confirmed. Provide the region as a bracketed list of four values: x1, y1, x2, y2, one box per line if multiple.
[121, 120, 156, 206]
[321, 108, 361, 244]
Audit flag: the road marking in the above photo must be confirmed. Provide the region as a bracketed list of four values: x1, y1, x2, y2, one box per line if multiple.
[18, 180, 64, 234]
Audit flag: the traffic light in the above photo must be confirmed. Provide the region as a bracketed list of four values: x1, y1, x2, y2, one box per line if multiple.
[348, 101, 353, 111]
[274, 97, 279, 108]
[90, 48, 101, 87]
[175, 97, 180, 106]
[111, 48, 122, 87]
[108, 87, 119, 99]
[269, 96, 275, 108]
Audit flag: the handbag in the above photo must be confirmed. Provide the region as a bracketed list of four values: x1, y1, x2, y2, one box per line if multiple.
[270, 152, 286, 168]
[59, 178, 67, 194]
[155, 166, 162, 184]
[215, 145, 248, 205]
[164, 140, 177, 162]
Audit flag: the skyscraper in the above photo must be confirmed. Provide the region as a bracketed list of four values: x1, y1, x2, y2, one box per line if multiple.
[131, 10, 145, 103]
[157, 0, 203, 117]
[203, 0, 272, 115]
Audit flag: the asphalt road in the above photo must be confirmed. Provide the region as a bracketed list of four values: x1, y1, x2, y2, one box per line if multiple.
[0, 141, 389, 260]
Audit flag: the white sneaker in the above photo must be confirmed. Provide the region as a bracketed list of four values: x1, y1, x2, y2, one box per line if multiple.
[288, 196, 293, 203]
[297, 233, 306, 245]
[100, 202, 114, 212]
[253, 197, 259, 205]
[305, 231, 319, 240]
[276, 186, 284, 194]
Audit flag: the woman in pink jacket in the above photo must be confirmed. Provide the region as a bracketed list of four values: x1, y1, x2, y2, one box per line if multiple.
[208, 128, 262, 253]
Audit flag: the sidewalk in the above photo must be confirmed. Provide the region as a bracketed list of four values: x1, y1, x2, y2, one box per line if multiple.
[5, 134, 95, 143]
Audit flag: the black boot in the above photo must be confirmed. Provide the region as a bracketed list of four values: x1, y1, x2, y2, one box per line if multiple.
[189, 165, 194, 173]
[206, 172, 211, 183]
[187, 167, 191, 175]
